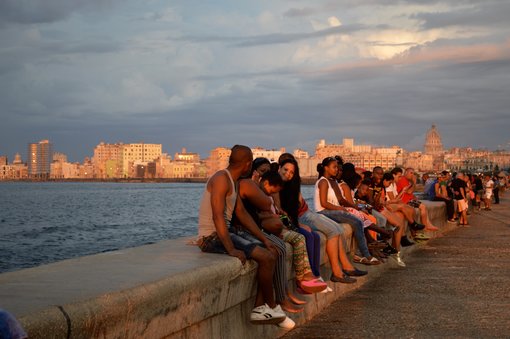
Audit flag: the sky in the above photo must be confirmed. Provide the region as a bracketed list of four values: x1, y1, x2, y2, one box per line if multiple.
[1, 0, 509, 162]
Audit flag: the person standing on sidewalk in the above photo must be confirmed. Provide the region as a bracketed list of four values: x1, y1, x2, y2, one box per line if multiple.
[493, 175, 500, 204]
[483, 174, 494, 211]
[452, 173, 469, 226]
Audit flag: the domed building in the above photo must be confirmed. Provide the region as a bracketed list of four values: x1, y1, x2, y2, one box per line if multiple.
[423, 124, 445, 170]
[424, 124, 444, 156]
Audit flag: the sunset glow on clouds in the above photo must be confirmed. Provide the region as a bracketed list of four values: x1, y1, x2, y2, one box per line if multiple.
[0, 0, 509, 160]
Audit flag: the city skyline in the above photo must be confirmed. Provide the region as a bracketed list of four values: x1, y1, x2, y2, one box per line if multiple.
[1, 1, 510, 162]
[1, 124, 510, 164]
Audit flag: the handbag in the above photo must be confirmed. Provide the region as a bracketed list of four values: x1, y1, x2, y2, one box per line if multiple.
[469, 190, 475, 200]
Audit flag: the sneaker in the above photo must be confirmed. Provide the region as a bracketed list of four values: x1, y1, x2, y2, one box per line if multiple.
[250, 304, 286, 325]
[319, 285, 333, 293]
[382, 244, 398, 255]
[272, 305, 295, 329]
[400, 236, 415, 247]
[392, 252, 406, 267]
[276, 316, 296, 330]
[410, 222, 425, 231]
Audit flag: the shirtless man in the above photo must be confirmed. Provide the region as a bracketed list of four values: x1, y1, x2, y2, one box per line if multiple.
[197, 145, 287, 325]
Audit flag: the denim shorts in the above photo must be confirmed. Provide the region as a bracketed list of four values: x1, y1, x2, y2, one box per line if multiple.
[199, 227, 263, 259]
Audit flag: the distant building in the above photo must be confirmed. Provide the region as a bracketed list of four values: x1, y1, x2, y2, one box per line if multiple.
[12, 153, 23, 165]
[121, 143, 162, 178]
[206, 147, 231, 177]
[0, 153, 28, 180]
[424, 124, 444, 156]
[315, 139, 403, 171]
[404, 152, 434, 172]
[293, 149, 309, 159]
[53, 152, 68, 163]
[0, 156, 7, 166]
[174, 148, 200, 162]
[251, 147, 286, 162]
[155, 154, 173, 178]
[28, 140, 53, 179]
[92, 142, 124, 179]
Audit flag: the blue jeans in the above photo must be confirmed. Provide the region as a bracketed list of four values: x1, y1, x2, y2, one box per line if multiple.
[199, 227, 263, 259]
[318, 210, 370, 258]
[299, 210, 341, 239]
[372, 210, 387, 228]
[297, 227, 321, 277]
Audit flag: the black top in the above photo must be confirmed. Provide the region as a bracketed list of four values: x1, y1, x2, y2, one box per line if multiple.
[475, 178, 483, 191]
[451, 178, 467, 200]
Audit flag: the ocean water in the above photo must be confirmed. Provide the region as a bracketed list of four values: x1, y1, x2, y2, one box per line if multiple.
[0, 182, 315, 273]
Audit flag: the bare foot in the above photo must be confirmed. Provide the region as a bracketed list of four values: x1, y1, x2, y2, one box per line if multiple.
[425, 225, 439, 231]
[281, 299, 304, 313]
[287, 292, 307, 305]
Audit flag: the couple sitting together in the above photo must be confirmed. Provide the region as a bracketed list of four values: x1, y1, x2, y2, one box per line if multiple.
[197, 145, 367, 329]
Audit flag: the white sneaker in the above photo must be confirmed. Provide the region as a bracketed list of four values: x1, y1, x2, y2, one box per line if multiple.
[250, 304, 286, 325]
[392, 252, 406, 267]
[319, 285, 333, 293]
[276, 316, 295, 330]
[272, 304, 288, 318]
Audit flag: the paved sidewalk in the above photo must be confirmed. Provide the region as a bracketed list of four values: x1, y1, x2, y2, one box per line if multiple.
[284, 197, 510, 339]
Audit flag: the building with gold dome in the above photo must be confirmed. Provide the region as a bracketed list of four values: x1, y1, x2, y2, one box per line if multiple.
[424, 124, 444, 156]
[424, 124, 445, 170]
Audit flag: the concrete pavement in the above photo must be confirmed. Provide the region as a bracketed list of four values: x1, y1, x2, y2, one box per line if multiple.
[284, 197, 510, 339]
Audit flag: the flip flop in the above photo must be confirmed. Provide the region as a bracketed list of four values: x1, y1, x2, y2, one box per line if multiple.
[299, 279, 328, 293]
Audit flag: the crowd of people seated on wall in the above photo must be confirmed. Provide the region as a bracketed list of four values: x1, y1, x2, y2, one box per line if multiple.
[196, 145, 506, 329]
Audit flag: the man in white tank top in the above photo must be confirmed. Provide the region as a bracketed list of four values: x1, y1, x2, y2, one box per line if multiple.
[197, 145, 289, 326]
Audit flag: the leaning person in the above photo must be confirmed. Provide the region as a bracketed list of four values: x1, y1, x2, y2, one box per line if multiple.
[197, 145, 287, 326]
[394, 167, 439, 232]
[236, 157, 306, 314]
[277, 157, 365, 284]
[433, 172, 455, 222]
[451, 172, 469, 226]
[315, 157, 380, 265]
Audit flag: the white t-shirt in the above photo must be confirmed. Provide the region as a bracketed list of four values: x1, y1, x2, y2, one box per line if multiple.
[386, 182, 398, 201]
[485, 179, 494, 195]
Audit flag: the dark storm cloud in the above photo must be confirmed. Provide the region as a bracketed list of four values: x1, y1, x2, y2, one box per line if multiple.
[168, 50, 510, 154]
[0, 0, 118, 25]
[173, 23, 388, 47]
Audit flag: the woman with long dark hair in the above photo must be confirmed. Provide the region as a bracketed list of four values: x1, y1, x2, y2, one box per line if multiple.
[234, 157, 305, 317]
[315, 157, 380, 265]
[278, 157, 367, 283]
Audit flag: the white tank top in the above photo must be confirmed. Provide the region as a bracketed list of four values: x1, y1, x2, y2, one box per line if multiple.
[314, 177, 340, 212]
[198, 169, 236, 237]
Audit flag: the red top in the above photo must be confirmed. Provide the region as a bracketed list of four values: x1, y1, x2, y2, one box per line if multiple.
[397, 176, 416, 203]
[298, 198, 309, 217]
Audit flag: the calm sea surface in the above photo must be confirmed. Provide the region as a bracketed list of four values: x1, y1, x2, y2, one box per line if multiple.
[0, 182, 314, 273]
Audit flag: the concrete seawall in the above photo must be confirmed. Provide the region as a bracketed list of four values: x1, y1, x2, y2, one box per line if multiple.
[0, 201, 448, 338]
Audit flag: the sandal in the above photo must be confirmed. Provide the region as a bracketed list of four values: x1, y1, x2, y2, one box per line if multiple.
[299, 279, 328, 293]
[414, 233, 430, 241]
[353, 255, 363, 263]
[357, 256, 381, 265]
